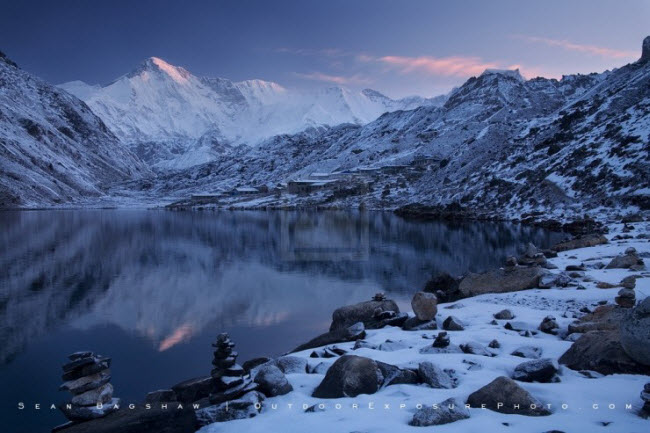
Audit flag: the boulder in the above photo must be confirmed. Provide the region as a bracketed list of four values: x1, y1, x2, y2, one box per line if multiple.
[460, 342, 494, 357]
[511, 346, 542, 359]
[253, 365, 293, 397]
[377, 339, 409, 351]
[620, 297, 650, 366]
[615, 288, 636, 308]
[417, 362, 454, 389]
[539, 272, 572, 289]
[291, 322, 365, 353]
[276, 356, 307, 374]
[466, 376, 550, 416]
[195, 391, 263, 426]
[411, 292, 438, 321]
[551, 234, 608, 252]
[423, 272, 462, 302]
[312, 355, 382, 398]
[330, 299, 399, 331]
[402, 316, 438, 331]
[458, 266, 544, 298]
[494, 309, 514, 320]
[606, 251, 644, 269]
[432, 331, 450, 348]
[54, 406, 197, 433]
[539, 316, 559, 335]
[376, 361, 420, 386]
[171, 376, 214, 404]
[410, 397, 470, 426]
[558, 331, 650, 375]
[567, 305, 627, 333]
[242, 357, 272, 373]
[442, 316, 465, 331]
[512, 358, 559, 383]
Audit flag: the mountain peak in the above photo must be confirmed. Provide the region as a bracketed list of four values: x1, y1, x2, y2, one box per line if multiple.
[641, 35, 650, 63]
[130, 57, 191, 83]
[480, 68, 525, 82]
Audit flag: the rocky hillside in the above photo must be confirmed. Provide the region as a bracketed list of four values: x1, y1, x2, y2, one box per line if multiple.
[149, 37, 650, 220]
[0, 52, 150, 208]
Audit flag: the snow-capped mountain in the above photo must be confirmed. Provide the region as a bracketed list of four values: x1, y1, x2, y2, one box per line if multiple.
[0, 52, 150, 208]
[144, 37, 650, 219]
[60, 57, 442, 170]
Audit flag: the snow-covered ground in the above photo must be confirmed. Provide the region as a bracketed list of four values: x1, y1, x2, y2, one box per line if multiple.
[200, 221, 650, 433]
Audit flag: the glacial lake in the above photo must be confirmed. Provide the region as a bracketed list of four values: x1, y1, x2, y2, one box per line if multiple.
[0, 210, 564, 432]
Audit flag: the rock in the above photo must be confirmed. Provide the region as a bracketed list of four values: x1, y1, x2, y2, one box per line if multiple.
[291, 322, 366, 352]
[466, 376, 551, 416]
[505, 256, 518, 267]
[145, 389, 176, 403]
[620, 276, 637, 289]
[410, 397, 470, 426]
[565, 264, 585, 271]
[377, 339, 408, 351]
[539, 316, 559, 334]
[330, 299, 400, 331]
[54, 406, 197, 433]
[376, 361, 420, 386]
[352, 340, 377, 350]
[60, 371, 111, 395]
[512, 358, 559, 383]
[308, 362, 331, 375]
[196, 391, 263, 426]
[172, 376, 214, 403]
[620, 297, 650, 366]
[551, 234, 608, 252]
[458, 266, 544, 298]
[312, 355, 382, 398]
[511, 346, 543, 359]
[209, 333, 256, 405]
[442, 315, 465, 331]
[423, 272, 462, 302]
[460, 342, 494, 357]
[276, 356, 307, 374]
[253, 365, 292, 397]
[494, 309, 514, 320]
[70, 383, 113, 406]
[567, 305, 627, 333]
[641, 382, 650, 415]
[606, 250, 644, 269]
[420, 344, 463, 354]
[411, 292, 438, 321]
[417, 362, 454, 389]
[401, 316, 438, 331]
[559, 330, 650, 375]
[242, 357, 272, 373]
[504, 321, 531, 332]
[488, 339, 501, 349]
[432, 331, 450, 348]
[616, 288, 636, 308]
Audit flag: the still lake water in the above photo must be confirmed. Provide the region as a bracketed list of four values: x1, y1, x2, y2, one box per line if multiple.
[0, 210, 564, 432]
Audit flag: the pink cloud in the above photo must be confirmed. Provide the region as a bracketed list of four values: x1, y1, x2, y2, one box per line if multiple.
[373, 55, 500, 77]
[294, 71, 371, 85]
[516, 35, 636, 59]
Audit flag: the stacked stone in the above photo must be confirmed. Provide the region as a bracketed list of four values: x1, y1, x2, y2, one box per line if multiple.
[209, 333, 256, 404]
[59, 351, 119, 421]
[432, 332, 450, 348]
[373, 292, 387, 301]
[616, 288, 636, 308]
[642, 383, 650, 416]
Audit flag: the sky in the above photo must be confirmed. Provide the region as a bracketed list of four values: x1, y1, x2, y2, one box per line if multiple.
[0, 0, 648, 98]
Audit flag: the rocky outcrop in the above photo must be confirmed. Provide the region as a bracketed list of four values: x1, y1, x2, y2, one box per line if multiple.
[551, 234, 608, 252]
[567, 305, 627, 333]
[423, 272, 462, 303]
[410, 397, 470, 426]
[620, 297, 650, 366]
[376, 361, 420, 386]
[54, 406, 197, 433]
[411, 292, 438, 321]
[291, 322, 366, 353]
[329, 295, 400, 331]
[641, 35, 650, 63]
[605, 248, 644, 270]
[312, 355, 382, 398]
[458, 266, 543, 298]
[195, 391, 263, 426]
[466, 376, 551, 416]
[171, 376, 213, 403]
[558, 330, 650, 375]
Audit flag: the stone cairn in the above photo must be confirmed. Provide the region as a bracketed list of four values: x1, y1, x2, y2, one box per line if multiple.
[373, 292, 387, 301]
[59, 351, 119, 422]
[209, 333, 256, 404]
[432, 331, 450, 348]
[616, 288, 636, 308]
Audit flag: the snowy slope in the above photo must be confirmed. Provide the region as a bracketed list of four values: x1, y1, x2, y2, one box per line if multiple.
[0, 52, 150, 208]
[60, 57, 443, 169]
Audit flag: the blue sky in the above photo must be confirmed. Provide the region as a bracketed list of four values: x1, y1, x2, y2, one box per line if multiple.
[0, 0, 648, 97]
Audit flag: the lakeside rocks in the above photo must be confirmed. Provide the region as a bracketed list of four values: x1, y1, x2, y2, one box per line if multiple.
[606, 247, 644, 270]
[330, 296, 400, 331]
[312, 355, 382, 398]
[620, 297, 650, 366]
[171, 376, 213, 404]
[567, 305, 627, 334]
[466, 376, 551, 416]
[291, 322, 366, 353]
[196, 391, 264, 426]
[442, 315, 465, 331]
[457, 266, 544, 298]
[410, 397, 470, 427]
[494, 309, 514, 320]
[417, 362, 455, 389]
[411, 291, 438, 321]
[54, 406, 197, 433]
[539, 316, 559, 335]
[58, 352, 119, 422]
[423, 271, 462, 303]
[551, 233, 608, 252]
[615, 288, 636, 308]
[209, 333, 256, 404]
[511, 346, 543, 359]
[253, 365, 292, 397]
